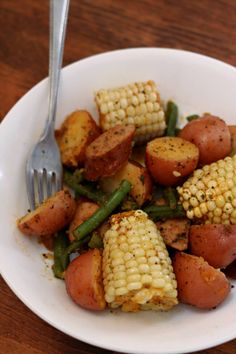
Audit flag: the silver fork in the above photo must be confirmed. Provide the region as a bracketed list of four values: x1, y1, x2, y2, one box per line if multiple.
[26, 0, 70, 211]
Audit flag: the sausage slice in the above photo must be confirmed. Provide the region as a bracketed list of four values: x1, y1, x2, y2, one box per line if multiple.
[84, 124, 135, 180]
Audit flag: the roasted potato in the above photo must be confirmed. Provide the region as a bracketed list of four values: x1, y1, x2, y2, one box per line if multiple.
[156, 218, 190, 251]
[68, 198, 99, 242]
[99, 160, 152, 206]
[85, 124, 135, 180]
[179, 114, 231, 165]
[172, 252, 231, 309]
[65, 249, 106, 311]
[17, 190, 76, 237]
[189, 224, 236, 269]
[146, 137, 199, 186]
[229, 125, 236, 155]
[56, 110, 100, 167]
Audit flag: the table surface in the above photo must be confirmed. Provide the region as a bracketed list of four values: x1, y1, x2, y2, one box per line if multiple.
[1, 0, 236, 353]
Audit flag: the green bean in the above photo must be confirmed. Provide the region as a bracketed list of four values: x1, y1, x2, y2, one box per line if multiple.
[73, 179, 131, 241]
[52, 231, 70, 279]
[186, 114, 199, 122]
[165, 101, 178, 136]
[144, 204, 185, 221]
[164, 187, 177, 209]
[63, 169, 107, 205]
[88, 232, 103, 249]
[64, 168, 84, 184]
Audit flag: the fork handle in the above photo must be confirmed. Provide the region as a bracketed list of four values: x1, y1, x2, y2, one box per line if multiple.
[45, 0, 70, 135]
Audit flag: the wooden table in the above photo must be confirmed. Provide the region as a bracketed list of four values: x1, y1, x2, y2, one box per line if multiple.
[1, 0, 236, 353]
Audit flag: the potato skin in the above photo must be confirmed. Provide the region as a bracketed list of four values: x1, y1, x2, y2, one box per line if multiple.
[18, 190, 76, 237]
[99, 160, 152, 206]
[65, 249, 106, 311]
[229, 125, 236, 155]
[189, 224, 236, 269]
[146, 137, 199, 186]
[179, 114, 231, 165]
[172, 252, 231, 309]
[56, 110, 100, 167]
[85, 124, 135, 181]
[68, 199, 99, 242]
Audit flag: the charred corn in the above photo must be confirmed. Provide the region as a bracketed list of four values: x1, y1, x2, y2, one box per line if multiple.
[102, 210, 178, 312]
[177, 155, 236, 224]
[95, 81, 166, 143]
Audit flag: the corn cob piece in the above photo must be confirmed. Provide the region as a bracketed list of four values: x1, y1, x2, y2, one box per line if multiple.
[177, 155, 236, 224]
[95, 81, 166, 143]
[102, 210, 178, 312]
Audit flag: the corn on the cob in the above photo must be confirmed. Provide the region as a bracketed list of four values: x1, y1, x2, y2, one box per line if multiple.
[102, 210, 178, 312]
[95, 80, 166, 143]
[177, 155, 236, 224]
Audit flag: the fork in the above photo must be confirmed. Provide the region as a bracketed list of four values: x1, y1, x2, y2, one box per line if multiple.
[26, 0, 70, 211]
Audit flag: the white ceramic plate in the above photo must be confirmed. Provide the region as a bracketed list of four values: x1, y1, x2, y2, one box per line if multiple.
[0, 48, 236, 354]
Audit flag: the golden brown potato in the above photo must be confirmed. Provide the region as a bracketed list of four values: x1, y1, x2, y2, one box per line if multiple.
[179, 114, 231, 165]
[99, 160, 152, 206]
[146, 137, 199, 186]
[172, 252, 231, 309]
[68, 198, 99, 242]
[17, 190, 76, 237]
[156, 218, 190, 251]
[229, 125, 236, 155]
[85, 124, 135, 181]
[65, 249, 106, 311]
[56, 110, 100, 167]
[189, 224, 236, 269]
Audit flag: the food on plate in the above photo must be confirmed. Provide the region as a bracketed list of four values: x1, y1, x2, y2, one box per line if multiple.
[146, 136, 199, 186]
[95, 80, 166, 143]
[172, 252, 231, 309]
[177, 155, 236, 224]
[17, 190, 76, 236]
[84, 124, 135, 180]
[189, 224, 236, 268]
[178, 114, 231, 165]
[18, 79, 236, 314]
[156, 218, 190, 251]
[65, 248, 106, 310]
[68, 199, 99, 242]
[102, 210, 178, 312]
[56, 110, 100, 167]
[67, 180, 132, 255]
[99, 160, 152, 206]
[165, 100, 178, 137]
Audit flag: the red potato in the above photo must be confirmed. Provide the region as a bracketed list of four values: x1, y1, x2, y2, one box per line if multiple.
[172, 252, 231, 309]
[229, 125, 236, 155]
[146, 137, 199, 186]
[68, 199, 99, 242]
[99, 160, 152, 206]
[65, 249, 106, 311]
[179, 114, 231, 165]
[156, 218, 190, 251]
[84, 124, 135, 181]
[56, 110, 100, 167]
[17, 190, 76, 237]
[189, 224, 236, 269]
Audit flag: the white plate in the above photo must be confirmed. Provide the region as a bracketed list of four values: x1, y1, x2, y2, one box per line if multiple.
[0, 48, 236, 354]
